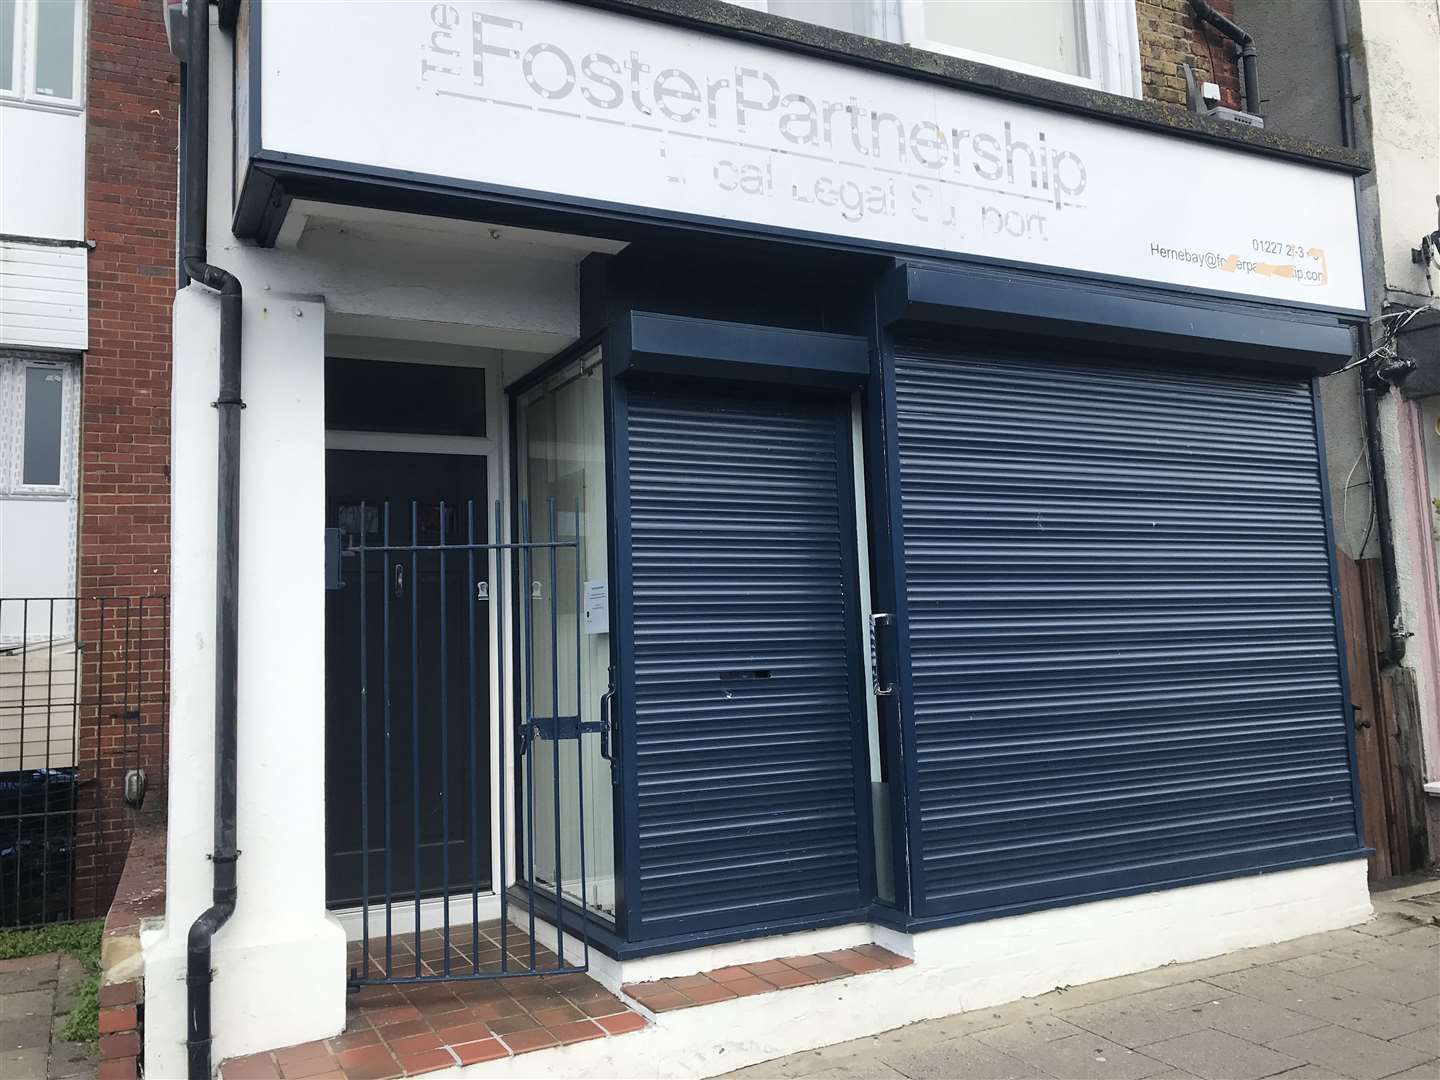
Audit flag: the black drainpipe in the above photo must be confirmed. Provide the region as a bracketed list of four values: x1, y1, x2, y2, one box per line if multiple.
[175, 1, 243, 1076]
[1188, 0, 1261, 116]
[1329, 0, 1412, 666]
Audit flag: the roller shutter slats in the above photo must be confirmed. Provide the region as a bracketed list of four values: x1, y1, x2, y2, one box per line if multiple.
[894, 347, 1359, 916]
[627, 390, 862, 933]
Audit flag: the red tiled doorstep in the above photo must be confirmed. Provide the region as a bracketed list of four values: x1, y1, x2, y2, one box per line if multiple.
[221, 918, 650, 1080]
[621, 945, 911, 1014]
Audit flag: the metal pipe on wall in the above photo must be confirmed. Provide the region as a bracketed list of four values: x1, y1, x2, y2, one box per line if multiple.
[1188, 0, 1262, 116]
[1329, 0, 1411, 667]
[169, 0, 244, 1075]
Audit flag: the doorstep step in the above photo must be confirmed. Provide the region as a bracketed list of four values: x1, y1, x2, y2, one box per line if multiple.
[621, 944, 911, 1013]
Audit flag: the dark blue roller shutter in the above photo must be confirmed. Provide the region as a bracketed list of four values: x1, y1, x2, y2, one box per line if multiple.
[893, 345, 1361, 920]
[625, 387, 864, 936]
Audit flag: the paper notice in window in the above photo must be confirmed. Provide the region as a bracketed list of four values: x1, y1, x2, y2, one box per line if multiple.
[583, 580, 609, 635]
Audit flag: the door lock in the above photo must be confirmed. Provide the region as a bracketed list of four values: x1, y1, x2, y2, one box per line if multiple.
[476, 580, 489, 601]
[393, 563, 405, 599]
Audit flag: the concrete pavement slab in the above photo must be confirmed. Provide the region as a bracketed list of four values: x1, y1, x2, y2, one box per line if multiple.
[796, 1062, 909, 1080]
[1061, 999, 1205, 1045]
[1354, 915, 1423, 938]
[1322, 938, 1437, 976]
[1273, 953, 1370, 979]
[0, 1015, 54, 1051]
[1328, 963, 1439, 1005]
[0, 990, 55, 1021]
[1184, 995, 1327, 1043]
[973, 1014, 1087, 1052]
[879, 1035, 1050, 1080]
[1388, 1024, 1439, 1058]
[1127, 983, 1235, 1012]
[1140, 1029, 1303, 1080]
[0, 1047, 48, 1080]
[1385, 927, 1440, 950]
[1266, 1025, 1431, 1080]
[1382, 1064, 1440, 1080]
[1005, 1033, 1170, 1080]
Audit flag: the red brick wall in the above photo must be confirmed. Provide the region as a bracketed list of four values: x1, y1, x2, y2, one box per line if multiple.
[1138, 0, 1244, 110]
[75, 0, 178, 918]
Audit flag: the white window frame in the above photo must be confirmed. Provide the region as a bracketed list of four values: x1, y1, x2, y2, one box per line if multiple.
[738, 0, 1142, 99]
[1, 354, 80, 498]
[0, 0, 23, 99]
[0, 0, 86, 110]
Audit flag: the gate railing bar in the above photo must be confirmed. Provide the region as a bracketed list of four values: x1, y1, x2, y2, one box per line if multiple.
[43, 602, 54, 921]
[466, 501, 481, 977]
[521, 500, 537, 972]
[548, 497, 563, 967]
[359, 503, 370, 975]
[574, 495, 590, 968]
[409, 501, 422, 979]
[382, 503, 395, 980]
[354, 542, 573, 552]
[495, 499, 509, 976]
[17, 600, 28, 921]
[439, 502, 451, 977]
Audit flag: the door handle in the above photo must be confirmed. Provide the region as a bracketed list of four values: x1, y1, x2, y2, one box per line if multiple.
[870, 613, 895, 698]
[393, 563, 404, 599]
[599, 684, 616, 761]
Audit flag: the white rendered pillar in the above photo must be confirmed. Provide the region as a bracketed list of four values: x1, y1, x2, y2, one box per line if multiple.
[144, 286, 345, 1077]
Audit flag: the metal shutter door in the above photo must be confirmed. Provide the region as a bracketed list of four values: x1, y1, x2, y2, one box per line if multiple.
[626, 387, 864, 935]
[893, 346, 1360, 919]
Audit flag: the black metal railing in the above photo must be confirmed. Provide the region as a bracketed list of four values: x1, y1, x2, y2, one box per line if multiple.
[343, 499, 590, 986]
[0, 594, 168, 928]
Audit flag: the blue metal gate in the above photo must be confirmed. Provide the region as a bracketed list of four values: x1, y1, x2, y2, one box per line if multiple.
[332, 498, 593, 986]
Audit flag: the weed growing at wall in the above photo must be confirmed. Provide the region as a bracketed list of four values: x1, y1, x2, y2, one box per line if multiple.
[0, 920, 102, 1040]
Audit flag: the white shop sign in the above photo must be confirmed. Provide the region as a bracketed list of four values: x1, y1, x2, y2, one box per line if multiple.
[257, 0, 1365, 311]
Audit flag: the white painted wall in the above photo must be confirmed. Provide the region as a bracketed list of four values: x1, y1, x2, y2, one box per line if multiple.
[0, 106, 85, 240]
[144, 285, 349, 1078]
[1358, 0, 1440, 305]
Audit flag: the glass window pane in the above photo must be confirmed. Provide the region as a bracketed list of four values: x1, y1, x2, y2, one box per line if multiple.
[33, 0, 77, 99]
[518, 349, 616, 920]
[768, 0, 873, 36]
[325, 357, 486, 436]
[923, 0, 1088, 77]
[0, 0, 17, 92]
[22, 366, 65, 486]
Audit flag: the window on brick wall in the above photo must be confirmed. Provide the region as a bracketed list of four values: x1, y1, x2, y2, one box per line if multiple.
[736, 0, 1142, 97]
[1, 353, 79, 495]
[0, 0, 84, 108]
